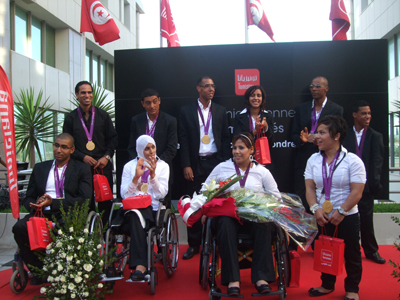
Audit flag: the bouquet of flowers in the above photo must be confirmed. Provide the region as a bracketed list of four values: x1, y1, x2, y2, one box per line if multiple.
[31, 200, 107, 300]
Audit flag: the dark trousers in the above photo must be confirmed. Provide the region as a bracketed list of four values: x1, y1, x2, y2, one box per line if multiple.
[320, 214, 362, 293]
[120, 211, 156, 269]
[358, 192, 379, 256]
[212, 216, 275, 286]
[13, 214, 46, 271]
[186, 156, 220, 249]
[90, 162, 113, 228]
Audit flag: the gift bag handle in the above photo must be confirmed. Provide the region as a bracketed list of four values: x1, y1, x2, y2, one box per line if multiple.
[256, 124, 266, 139]
[94, 168, 104, 175]
[33, 206, 45, 218]
[321, 226, 339, 246]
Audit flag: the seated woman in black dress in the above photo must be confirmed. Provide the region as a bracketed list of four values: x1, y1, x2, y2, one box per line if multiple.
[202, 132, 280, 296]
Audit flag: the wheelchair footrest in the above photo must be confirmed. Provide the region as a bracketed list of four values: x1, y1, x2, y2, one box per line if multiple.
[126, 274, 150, 283]
[211, 291, 244, 298]
[251, 290, 284, 297]
[100, 274, 125, 282]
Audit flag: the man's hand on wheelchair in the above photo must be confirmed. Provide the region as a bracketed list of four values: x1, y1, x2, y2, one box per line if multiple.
[30, 194, 53, 209]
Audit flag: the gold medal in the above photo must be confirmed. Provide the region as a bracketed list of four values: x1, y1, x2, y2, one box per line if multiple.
[322, 200, 333, 214]
[141, 183, 149, 193]
[86, 141, 95, 151]
[202, 135, 210, 144]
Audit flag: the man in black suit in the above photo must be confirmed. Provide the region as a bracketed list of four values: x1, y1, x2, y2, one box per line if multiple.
[179, 76, 230, 259]
[343, 100, 385, 264]
[291, 76, 343, 212]
[12, 133, 92, 285]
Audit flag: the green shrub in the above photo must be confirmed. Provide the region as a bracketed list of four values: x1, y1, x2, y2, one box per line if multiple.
[373, 203, 400, 213]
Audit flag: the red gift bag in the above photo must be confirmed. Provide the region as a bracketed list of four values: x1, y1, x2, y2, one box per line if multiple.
[93, 169, 113, 202]
[254, 127, 271, 165]
[313, 227, 345, 276]
[122, 195, 152, 209]
[289, 250, 301, 287]
[27, 208, 53, 251]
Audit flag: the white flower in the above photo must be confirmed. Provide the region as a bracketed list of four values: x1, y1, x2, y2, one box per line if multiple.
[74, 254, 77, 258]
[83, 228, 89, 234]
[54, 276, 59, 282]
[97, 244, 102, 249]
[46, 242, 53, 250]
[61, 289, 67, 294]
[60, 252, 66, 258]
[71, 294, 76, 299]
[52, 270, 57, 275]
[83, 264, 93, 272]
[98, 283, 103, 288]
[70, 274, 74, 278]
[69, 236, 73, 240]
[40, 287, 46, 294]
[69, 227, 73, 232]
[76, 260, 81, 264]
[56, 241, 62, 248]
[83, 292, 89, 297]
[78, 272, 82, 276]
[75, 276, 82, 283]
[68, 283, 75, 290]
[57, 264, 63, 271]
[203, 179, 219, 191]
[43, 266, 47, 271]
[60, 275, 66, 282]
[55, 297, 60, 300]
[47, 276, 54, 282]
[99, 260, 104, 266]
[67, 255, 73, 262]
[77, 245, 81, 250]
[78, 238, 84, 244]
[84, 274, 89, 279]
[58, 229, 63, 235]
[50, 249, 55, 254]
[88, 251, 92, 257]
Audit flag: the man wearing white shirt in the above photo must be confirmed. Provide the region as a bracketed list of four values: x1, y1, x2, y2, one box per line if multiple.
[179, 76, 230, 259]
[343, 100, 385, 264]
[12, 133, 92, 285]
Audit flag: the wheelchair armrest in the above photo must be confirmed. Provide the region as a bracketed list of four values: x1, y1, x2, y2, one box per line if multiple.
[108, 198, 122, 226]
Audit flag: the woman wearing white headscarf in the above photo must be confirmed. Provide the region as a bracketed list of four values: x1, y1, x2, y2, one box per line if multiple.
[120, 135, 169, 281]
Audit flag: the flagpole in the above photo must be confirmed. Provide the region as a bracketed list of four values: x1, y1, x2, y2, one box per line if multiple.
[160, 0, 163, 47]
[244, 0, 249, 44]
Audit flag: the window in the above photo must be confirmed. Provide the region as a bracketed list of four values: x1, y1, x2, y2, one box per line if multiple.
[11, 4, 55, 67]
[397, 34, 400, 78]
[100, 59, 106, 87]
[92, 55, 99, 85]
[85, 50, 114, 91]
[389, 38, 395, 79]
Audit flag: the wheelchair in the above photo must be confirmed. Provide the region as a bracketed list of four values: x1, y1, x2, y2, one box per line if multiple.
[9, 210, 103, 294]
[199, 217, 291, 300]
[102, 198, 179, 295]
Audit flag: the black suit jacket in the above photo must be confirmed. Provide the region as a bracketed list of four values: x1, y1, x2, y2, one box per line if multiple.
[291, 99, 344, 171]
[179, 101, 231, 170]
[343, 126, 384, 196]
[23, 159, 93, 218]
[233, 109, 275, 148]
[127, 111, 178, 165]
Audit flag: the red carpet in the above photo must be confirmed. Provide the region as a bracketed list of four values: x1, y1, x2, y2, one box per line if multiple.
[1, 245, 398, 299]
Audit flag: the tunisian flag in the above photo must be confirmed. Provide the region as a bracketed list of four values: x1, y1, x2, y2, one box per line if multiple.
[330, 0, 350, 40]
[0, 67, 19, 219]
[160, 0, 180, 47]
[246, 0, 275, 42]
[80, 0, 120, 46]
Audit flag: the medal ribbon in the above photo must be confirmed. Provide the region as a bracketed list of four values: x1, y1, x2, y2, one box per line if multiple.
[248, 112, 258, 132]
[141, 170, 150, 184]
[311, 103, 324, 133]
[354, 127, 367, 158]
[146, 114, 159, 137]
[54, 161, 69, 198]
[197, 104, 212, 136]
[322, 150, 341, 201]
[234, 162, 251, 188]
[77, 106, 95, 142]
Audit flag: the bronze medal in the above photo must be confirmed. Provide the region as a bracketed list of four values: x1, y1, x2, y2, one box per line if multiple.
[322, 200, 333, 214]
[141, 183, 149, 193]
[86, 141, 95, 151]
[202, 135, 211, 144]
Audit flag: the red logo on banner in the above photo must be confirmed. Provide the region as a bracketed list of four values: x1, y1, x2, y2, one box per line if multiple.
[235, 69, 260, 95]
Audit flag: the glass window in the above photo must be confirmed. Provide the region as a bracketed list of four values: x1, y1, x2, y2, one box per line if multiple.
[57, 112, 65, 136]
[92, 55, 99, 85]
[396, 34, 400, 77]
[85, 50, 91, 81]
[31, 16, 42, 62]
[100, 59, 106, 88]
[107, 63, 114, 91]
[389, 38, 395, 79]
[15, 6, 28, 56]
[46, 25, 55, 67]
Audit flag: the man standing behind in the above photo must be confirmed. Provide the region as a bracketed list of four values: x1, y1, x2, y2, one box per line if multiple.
[13, 133, 92, 285]
[344, 100, 385, 264]
[63, 81, 117, 226]
[291, 76, 343, 212]
[179, 76, 230, 260]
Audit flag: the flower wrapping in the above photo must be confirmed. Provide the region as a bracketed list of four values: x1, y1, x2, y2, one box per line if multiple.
[178, 193, 206, 227]
[201, 197, 241, 224]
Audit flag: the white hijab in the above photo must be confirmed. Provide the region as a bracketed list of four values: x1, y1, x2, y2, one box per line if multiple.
[136, 135, 157, 159]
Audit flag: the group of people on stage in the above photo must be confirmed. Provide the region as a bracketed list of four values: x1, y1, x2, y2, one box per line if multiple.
[13, 76, 385, 300]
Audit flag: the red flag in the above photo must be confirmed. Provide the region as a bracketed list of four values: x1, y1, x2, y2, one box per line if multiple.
[0, 66, 19, 219]
[160, 0, 180, 47]
[80, 0, 120, 46]
[246, 0, 275, 42]
[330, 0, 350, 40]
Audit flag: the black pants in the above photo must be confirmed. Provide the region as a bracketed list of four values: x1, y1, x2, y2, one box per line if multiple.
[358, 192, 378, 256]
[319, 214, 362, 293]
[186, 156, 220, 249]
[13, 214, 48, 271]
[212, 216, 275, 286]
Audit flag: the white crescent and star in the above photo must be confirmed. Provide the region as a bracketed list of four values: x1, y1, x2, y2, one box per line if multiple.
[249, 0, 263, 25]
[90, 1, 112, 25]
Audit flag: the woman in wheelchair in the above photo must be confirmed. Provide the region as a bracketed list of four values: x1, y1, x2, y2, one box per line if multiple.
[120, 135, 169, 281]
[202, 132, 280, 296]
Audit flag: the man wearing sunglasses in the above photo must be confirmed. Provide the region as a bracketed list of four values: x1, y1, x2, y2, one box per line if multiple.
[12, 133, 92, 285]
[179, 76, 231, 260]
[291, 76, 344, 214]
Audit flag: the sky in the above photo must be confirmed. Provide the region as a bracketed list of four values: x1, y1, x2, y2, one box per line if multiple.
[139, 0, 349, 48]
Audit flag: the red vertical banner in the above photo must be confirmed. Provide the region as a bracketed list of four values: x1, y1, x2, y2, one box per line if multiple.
[246, 0, 275, 42]
[330, 0, 350, 40]
[160, 0, 180, 47]
[0, 66, 19, 219]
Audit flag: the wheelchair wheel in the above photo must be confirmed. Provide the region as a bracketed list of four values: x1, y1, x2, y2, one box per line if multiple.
[275, 227, 291, 291]
[162, 210, 179, 278]
[201, 252, 210, 290]
[148, 228, 158, 294]
[105, 229, 129, 280]
[150, 270, 156, 295]
[209, 288, 221, 300]
[86, 211, 104, 256]
[10, 269, 28, 294]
